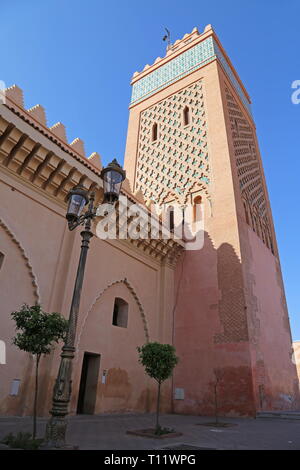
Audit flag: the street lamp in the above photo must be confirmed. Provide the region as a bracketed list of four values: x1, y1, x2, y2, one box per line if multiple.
[101, 158, 126, 204]
[44, 159, 125, 448]
[65, 185, 89, 228]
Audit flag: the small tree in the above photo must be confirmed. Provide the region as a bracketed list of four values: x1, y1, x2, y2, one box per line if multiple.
[11, 304, 68, 439]
[137, 342, 178, 434]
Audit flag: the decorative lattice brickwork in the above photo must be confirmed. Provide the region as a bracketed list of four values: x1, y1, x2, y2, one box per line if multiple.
[135, 79, 210, 205]
[214, 41, 252, 117]
[214, 243, 249, 344]
[225, 84, 274, 253]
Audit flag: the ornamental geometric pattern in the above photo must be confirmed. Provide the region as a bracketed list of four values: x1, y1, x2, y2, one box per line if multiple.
[131, 37, 215, 106]
[213, 40, 252, 117]
[131, 37, 252, 119]
[135, 79, 210, 205]
[225, 84, 274, 253]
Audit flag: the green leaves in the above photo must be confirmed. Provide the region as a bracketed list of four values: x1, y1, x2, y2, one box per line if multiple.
[137, 342, 179, 433]
[11, 304, 68, 357]
[137, 342, 178, 384]
[1, 432, 43, 450]
[11, 304, 69, 439]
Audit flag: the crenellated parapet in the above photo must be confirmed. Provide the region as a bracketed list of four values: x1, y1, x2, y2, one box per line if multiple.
[130, 24, 252, 119]
[50, 122, 67, 143]
[28, 104, 47, 126]
[131, 26, 203, 80]
[5, 84, 24, 108]
[3, 84, 102, 169]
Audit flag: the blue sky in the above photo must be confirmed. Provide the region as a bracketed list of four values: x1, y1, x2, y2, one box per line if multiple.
[1, 0, 299, 339]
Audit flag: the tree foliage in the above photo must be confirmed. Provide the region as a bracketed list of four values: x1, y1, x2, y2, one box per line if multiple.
[137, 342, 178, 384]
[11, 304, 68, 438]
[137, 342, 179, 434]
[11, 304, 68, 356]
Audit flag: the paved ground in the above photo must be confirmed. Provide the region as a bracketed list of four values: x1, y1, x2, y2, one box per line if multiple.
[0, 413, 300, 450]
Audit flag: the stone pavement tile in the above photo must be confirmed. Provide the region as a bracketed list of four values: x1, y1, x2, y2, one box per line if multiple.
[0, 413, 300, 450]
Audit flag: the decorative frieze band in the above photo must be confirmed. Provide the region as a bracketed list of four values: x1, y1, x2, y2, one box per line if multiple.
[131, 36, 252, 118]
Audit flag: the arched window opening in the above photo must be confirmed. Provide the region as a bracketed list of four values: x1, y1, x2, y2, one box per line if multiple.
[234, 118, 240, 137]
[265, 231, 269, 248]
[168, 207, 175, 232]
[112, 298, 128, 328]
[163, 204, 176, 233]
[252, 214, 256, 233]
[193, 196, 202, 222]
[260, 223, 265, 244]
[183, 106, 190, 126]
[243, 202, 249, 225]
[266, 229, 274, 254]
[152, 123, 158, 142]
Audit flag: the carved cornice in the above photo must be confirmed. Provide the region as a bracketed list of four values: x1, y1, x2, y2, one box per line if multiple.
[127, 237, 184, 267]
[0, 108, 102, 206]
[0, 105, 185, 267]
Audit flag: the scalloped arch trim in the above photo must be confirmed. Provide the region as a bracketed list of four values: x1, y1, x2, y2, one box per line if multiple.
[0, 217, 40, 302]
[76, 278, 149, 350]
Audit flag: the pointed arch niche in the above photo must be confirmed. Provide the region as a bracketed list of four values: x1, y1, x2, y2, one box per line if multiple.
[0, 217, 40, 416]
[72, 278, 151, 415]
[0, 217, 40, 301]
[76, 278, 149, 351]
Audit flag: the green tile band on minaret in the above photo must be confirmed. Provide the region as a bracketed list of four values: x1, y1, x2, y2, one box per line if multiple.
[131, 37, 252, 117]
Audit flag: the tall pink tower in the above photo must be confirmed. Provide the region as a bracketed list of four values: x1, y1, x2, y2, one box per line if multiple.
[124, 25, 299, 415]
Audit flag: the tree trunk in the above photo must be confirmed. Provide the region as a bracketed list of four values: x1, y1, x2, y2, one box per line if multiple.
[33, 355, 40, 439]
[155, 381, 161, 434]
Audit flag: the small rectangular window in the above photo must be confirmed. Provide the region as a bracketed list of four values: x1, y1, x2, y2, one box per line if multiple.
[112, 298, 128, 328]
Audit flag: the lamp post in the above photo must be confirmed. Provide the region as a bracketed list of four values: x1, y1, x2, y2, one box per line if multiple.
[44, 159, 125, 448]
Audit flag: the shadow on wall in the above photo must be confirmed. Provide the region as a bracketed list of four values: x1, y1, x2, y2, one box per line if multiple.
[172, 231, 300, 417]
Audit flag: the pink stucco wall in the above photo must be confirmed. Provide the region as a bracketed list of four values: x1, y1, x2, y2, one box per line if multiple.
[242, 226, 299, 410]
[0, 168, 176, 416]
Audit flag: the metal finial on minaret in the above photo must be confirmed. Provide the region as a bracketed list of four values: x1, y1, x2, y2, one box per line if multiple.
[162, 27, 172, 51]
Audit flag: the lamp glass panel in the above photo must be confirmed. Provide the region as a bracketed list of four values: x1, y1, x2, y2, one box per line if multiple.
[68, 194, 86, 218]
[103, 170, 123, 196]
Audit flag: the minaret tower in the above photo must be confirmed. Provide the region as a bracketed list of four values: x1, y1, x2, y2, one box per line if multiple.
[124, 25, 299, 415]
